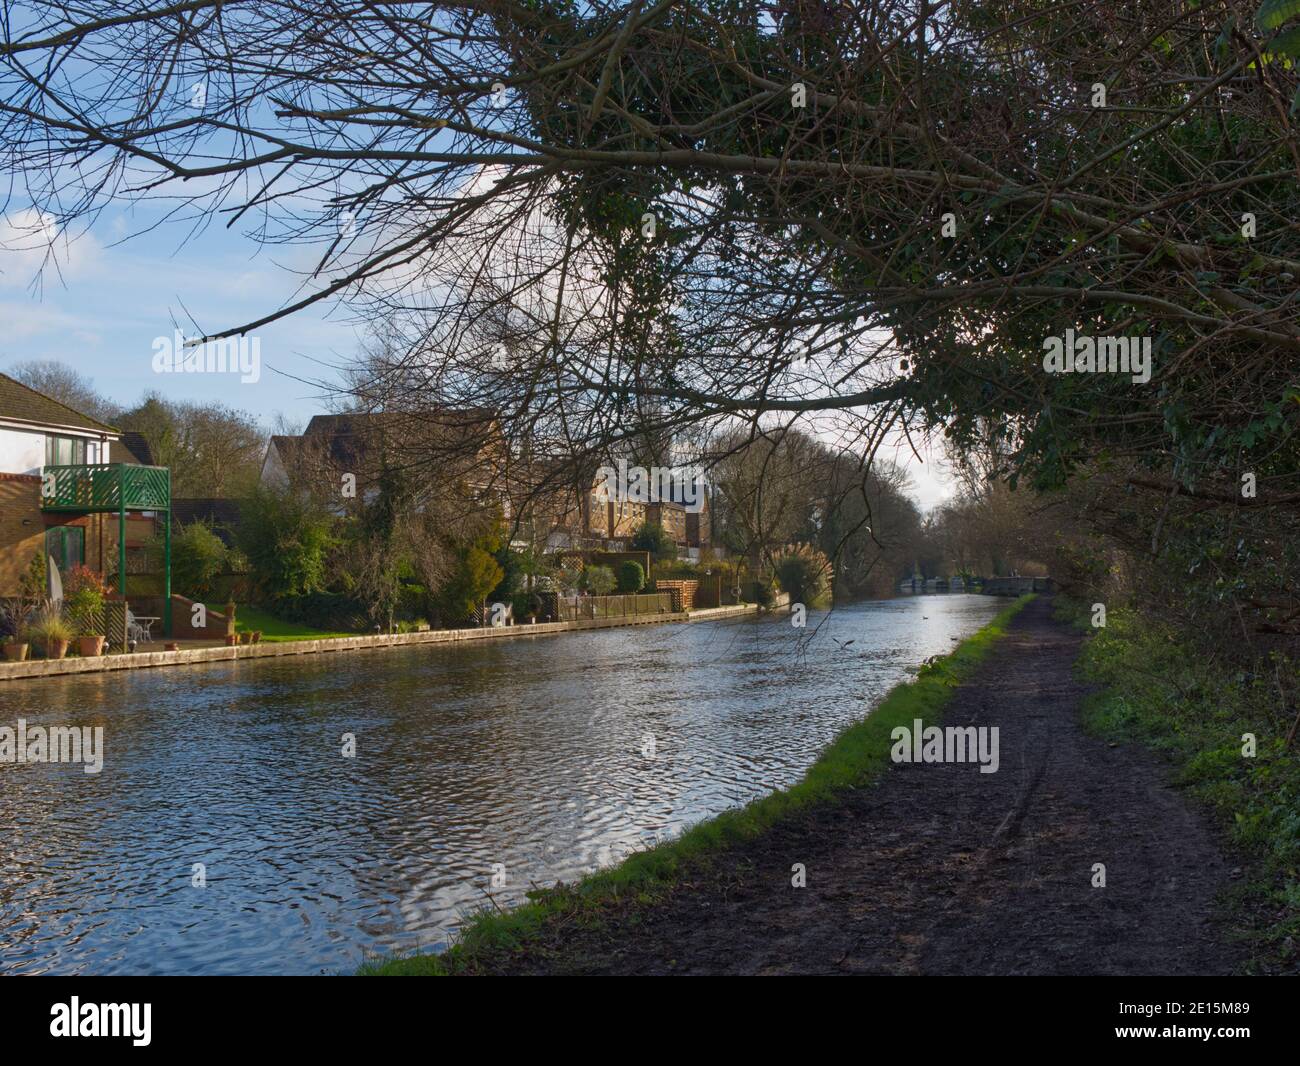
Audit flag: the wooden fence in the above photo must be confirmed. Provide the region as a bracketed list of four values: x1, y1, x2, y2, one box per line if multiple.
[553, 592, 675, 622]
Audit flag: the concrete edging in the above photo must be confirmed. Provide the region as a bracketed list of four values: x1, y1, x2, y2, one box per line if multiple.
[0, 603, 761, 681]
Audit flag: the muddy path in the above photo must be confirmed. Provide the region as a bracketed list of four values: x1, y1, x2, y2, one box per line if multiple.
[488, 596, 1241, 975]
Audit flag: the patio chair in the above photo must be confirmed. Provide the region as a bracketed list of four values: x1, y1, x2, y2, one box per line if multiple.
[125, 609, 154, 644]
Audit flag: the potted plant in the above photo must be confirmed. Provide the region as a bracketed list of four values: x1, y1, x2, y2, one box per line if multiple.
[1, 598, 31, 661]
[27, 604, 73, 660]
[3, 640, 30, 661]
[250, 630, 262, 644]
[77, 633, 106, 657]
[64, 565, 108, 657]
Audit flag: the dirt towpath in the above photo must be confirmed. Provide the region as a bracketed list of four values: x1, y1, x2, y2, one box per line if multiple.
[490, 596, 1241, 975]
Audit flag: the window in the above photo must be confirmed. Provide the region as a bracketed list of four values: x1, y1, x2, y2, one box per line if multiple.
[44, 435, 87, 467]
[44, 525, 85, 575]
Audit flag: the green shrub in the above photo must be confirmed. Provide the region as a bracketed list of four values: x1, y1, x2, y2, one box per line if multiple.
[616, 560, 645, 593]
[271, 591, 368, 632]
[397, 583, 427, 622]
[239, 487, 336, 598]
[653, 559, 699, 580]
[511, 590, 542, 620]
[583, 565, 616, 596]
[123, 574, 164, 597]
[438, 545, 505, 623]
[20, 552, 46, 600]
[631, 522, 676, 560]
[168, 520, 229, 599]
[773, 543, 832, 606]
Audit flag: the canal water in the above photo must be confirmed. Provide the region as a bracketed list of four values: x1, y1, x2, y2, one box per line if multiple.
[0, 594, 1003, 975]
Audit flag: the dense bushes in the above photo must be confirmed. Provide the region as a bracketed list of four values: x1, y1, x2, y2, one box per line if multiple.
[437, 543, 504, 623]
[616, 560, 645, 593]
[773, 544, 832, 606]
[582, 565, 616, 596]
[238, 487, 336, 599]
[631, 522, 676, 561]
[270, 591, 370, 632]
[168, 520, 228, 598]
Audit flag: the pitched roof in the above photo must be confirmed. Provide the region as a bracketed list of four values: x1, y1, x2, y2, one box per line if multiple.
[172, 498, 243, 546]
[118, 431, 155, 465]
[288, 408, 503, 471]
[0, 371, 119, 435]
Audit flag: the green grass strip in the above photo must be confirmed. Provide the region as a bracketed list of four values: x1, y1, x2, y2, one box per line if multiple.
[359, 593, 1034, 975]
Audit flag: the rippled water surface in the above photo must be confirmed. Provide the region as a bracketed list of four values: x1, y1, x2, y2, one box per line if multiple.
[0, 594, 1003, 974]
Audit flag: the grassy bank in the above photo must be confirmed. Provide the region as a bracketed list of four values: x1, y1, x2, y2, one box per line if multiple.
[360, 593, 1034, 976]
[1060, 598, 1300, 973]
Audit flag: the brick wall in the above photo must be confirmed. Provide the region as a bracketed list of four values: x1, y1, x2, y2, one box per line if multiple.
[0, 475, 126, 596]
[126, 594, 230, 639]
[0, 475, 45, 597]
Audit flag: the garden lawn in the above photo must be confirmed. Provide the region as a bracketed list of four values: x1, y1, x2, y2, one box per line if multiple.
[203, 603, 355, 642]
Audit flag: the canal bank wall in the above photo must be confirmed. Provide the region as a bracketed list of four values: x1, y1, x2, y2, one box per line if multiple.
[0, 603, 763, 682]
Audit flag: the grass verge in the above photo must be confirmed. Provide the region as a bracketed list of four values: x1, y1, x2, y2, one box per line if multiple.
[1059, 596, 1300, 973]
[359, 593, 1034, 975]
[203, 603, 354, 642]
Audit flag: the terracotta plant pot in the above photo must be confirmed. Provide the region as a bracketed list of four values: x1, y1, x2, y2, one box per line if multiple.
[45, 638, 69, 660]
[251, 631, 262, 644]
[3, 642, 29, 662]
[239, 632, 252, 645]
[77, 635, 106, 658]
[164, 642, 180, 651]
[225, 634, 238, 646]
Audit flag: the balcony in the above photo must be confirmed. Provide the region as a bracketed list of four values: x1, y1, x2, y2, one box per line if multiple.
[40, 463, 170, 513]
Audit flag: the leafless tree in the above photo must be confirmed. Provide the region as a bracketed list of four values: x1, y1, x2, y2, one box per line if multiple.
[4, 0, 1300, 633]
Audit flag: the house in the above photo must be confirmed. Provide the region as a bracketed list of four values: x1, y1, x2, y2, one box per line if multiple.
[261, 409, 505, 510]
[0, 372, 171, 619]
[649, 474, 713, 558]
[540, 464, 714, 555]
[646, 500, 688, 546]
[522, 459, 649, 550]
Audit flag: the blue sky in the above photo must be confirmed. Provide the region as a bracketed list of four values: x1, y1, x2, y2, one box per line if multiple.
[0, 203, 955, 510]
[0, 202, 361, 425]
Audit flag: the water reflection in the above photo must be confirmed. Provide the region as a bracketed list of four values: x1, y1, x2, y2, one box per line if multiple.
[0, 594, 1001, 974]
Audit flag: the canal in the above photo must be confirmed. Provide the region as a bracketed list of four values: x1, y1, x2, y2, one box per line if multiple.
[0, 594, 1003, 974]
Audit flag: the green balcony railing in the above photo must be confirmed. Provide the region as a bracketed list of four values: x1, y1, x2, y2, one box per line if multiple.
[40, 463, 170, 513]
[39, 462, 173, 635]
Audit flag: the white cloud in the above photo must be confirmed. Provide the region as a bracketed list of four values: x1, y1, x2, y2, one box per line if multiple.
[0, 300, 99, 340]
[0, 209, 103, 289]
